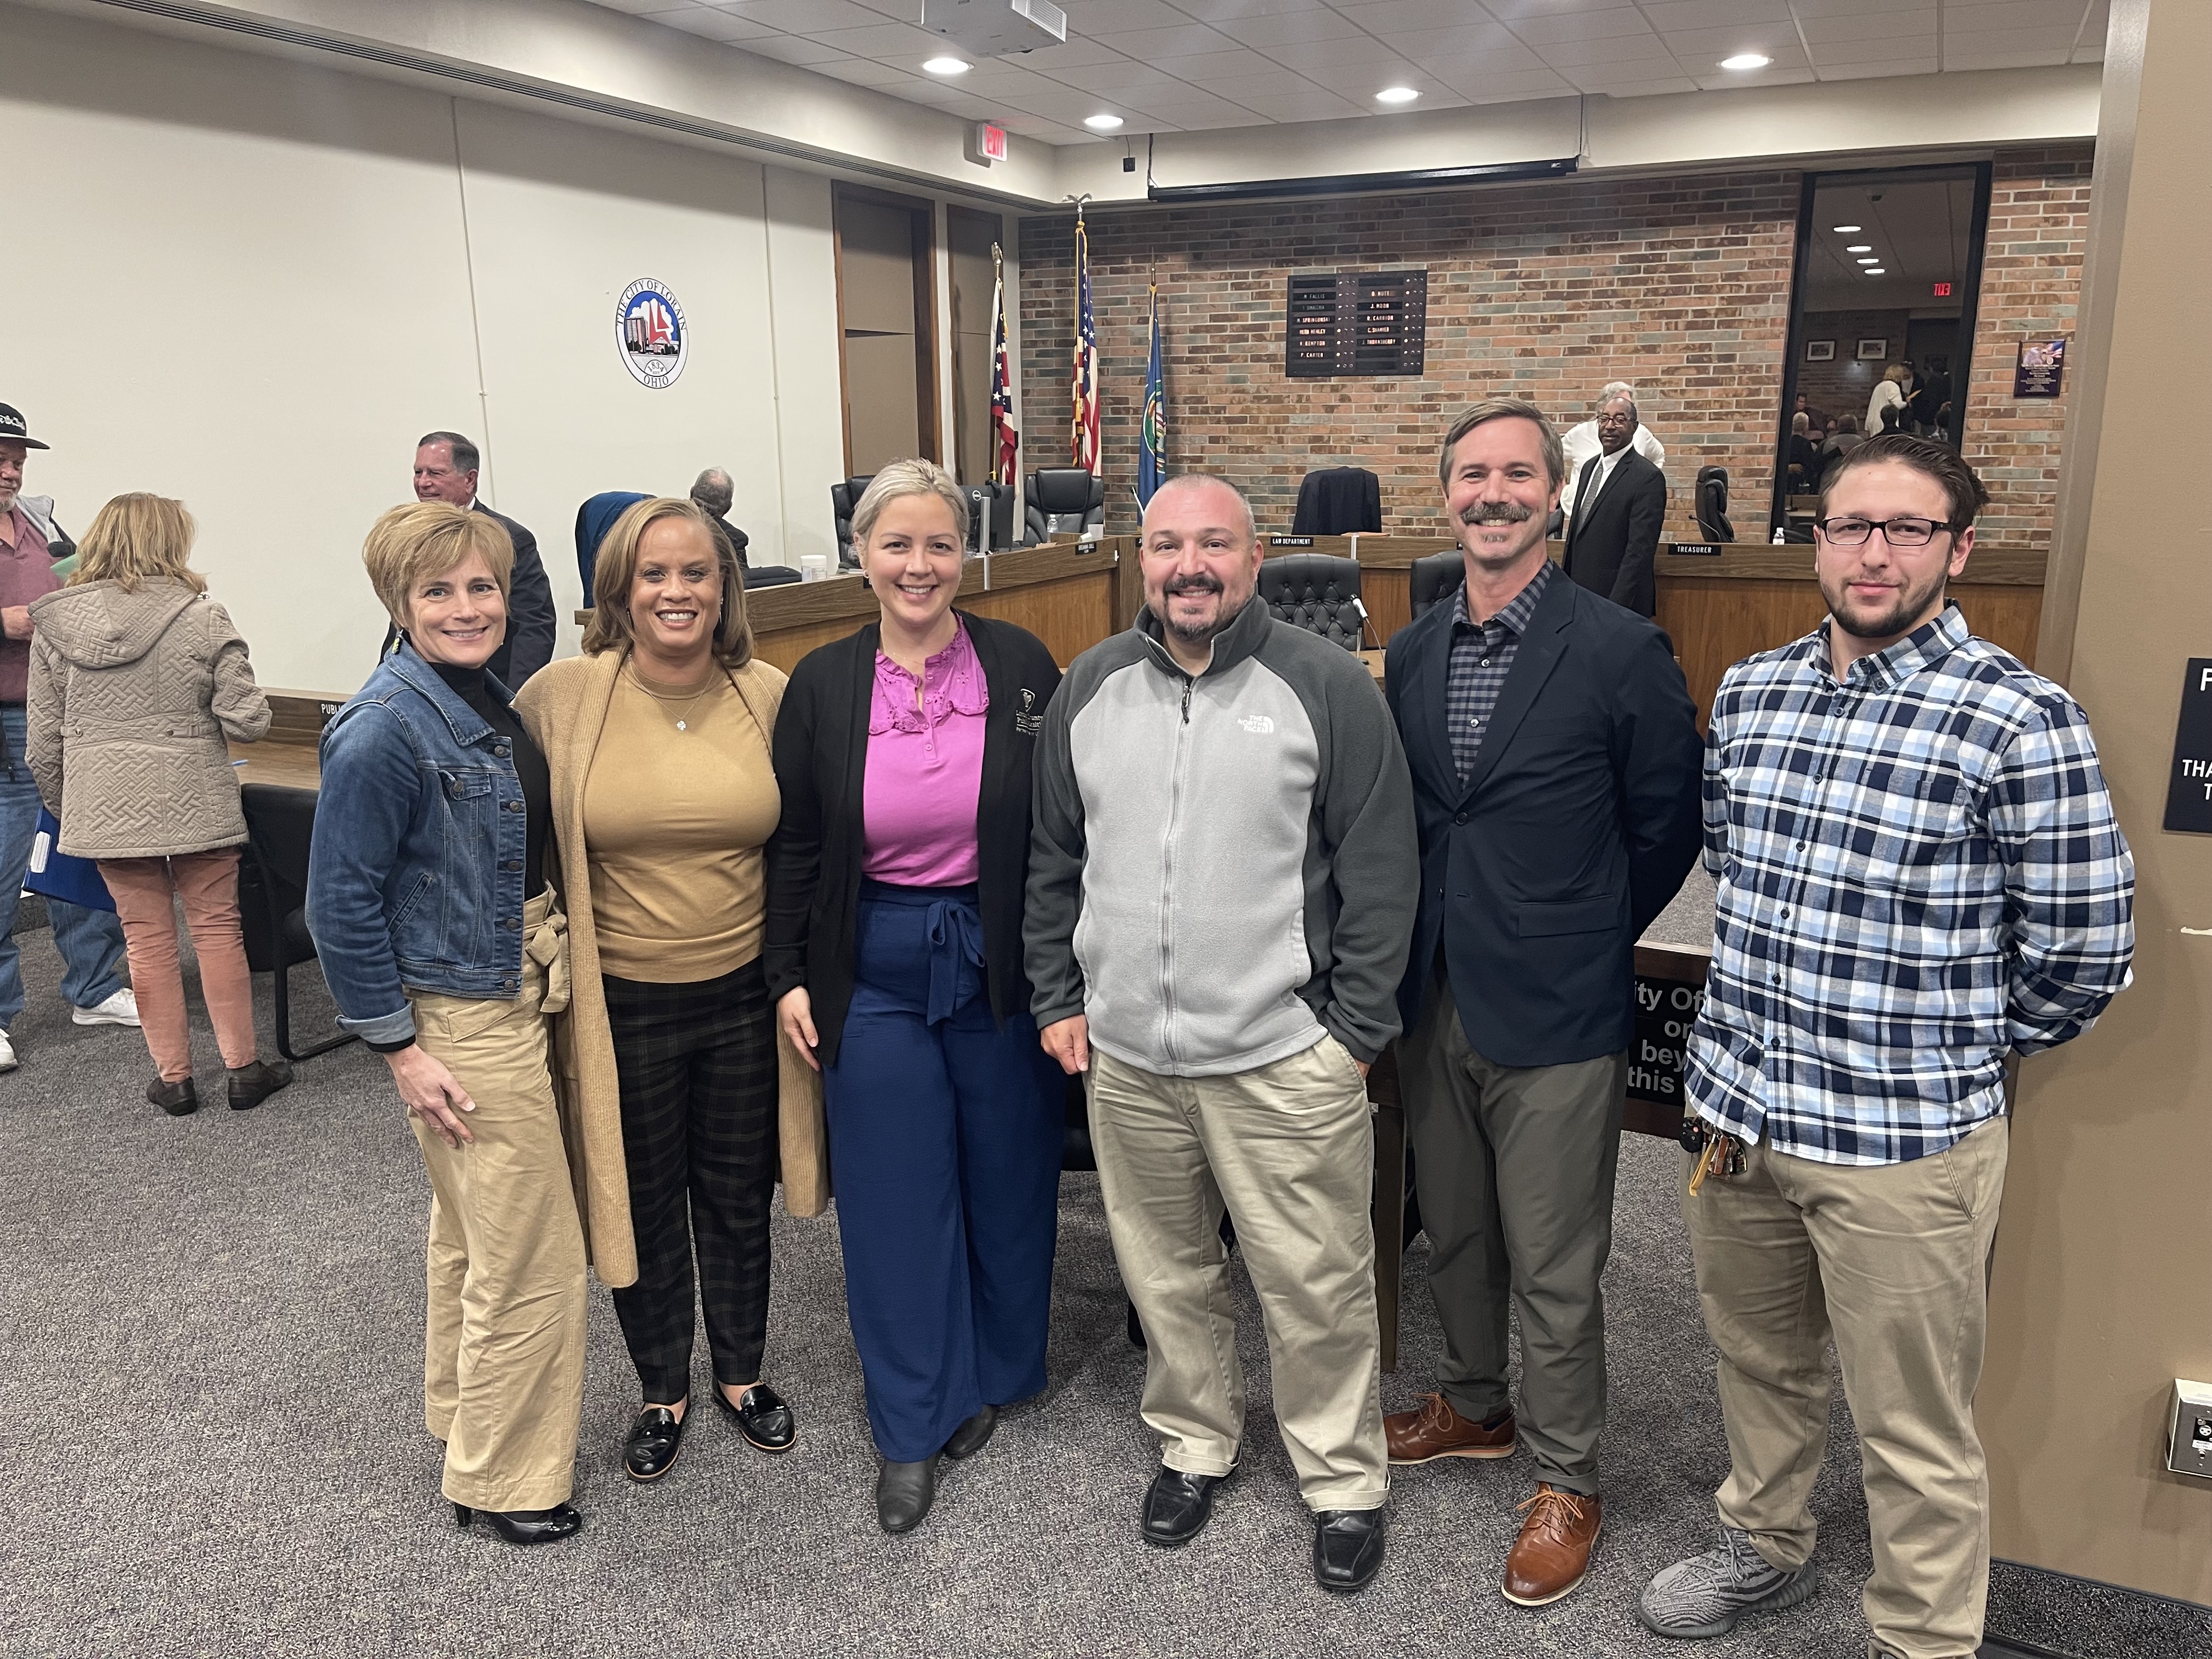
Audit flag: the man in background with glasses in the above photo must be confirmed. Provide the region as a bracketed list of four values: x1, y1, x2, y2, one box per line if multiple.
[1640, 435, 2135, 1657]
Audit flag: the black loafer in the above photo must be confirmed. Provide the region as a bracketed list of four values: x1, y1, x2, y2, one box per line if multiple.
[148, 1077, 199, 1116]
[227, 1058, 293, 1110]
[624, 1404, 685, 1482]
[454, 1502, 583, 1545]
[1142, 1465, 1232, 1548]
[876, 1457, 937, 1534]
[716, 1382, 797, 1454]
[1313, 1507, 1386, 1593]
[943, 1406, 998, 1462]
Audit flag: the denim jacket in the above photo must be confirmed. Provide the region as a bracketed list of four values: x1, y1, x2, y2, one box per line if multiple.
[306, 645, 531, 1045]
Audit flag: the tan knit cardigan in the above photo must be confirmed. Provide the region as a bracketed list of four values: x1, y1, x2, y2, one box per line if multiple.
[514, 648, 828, 1290]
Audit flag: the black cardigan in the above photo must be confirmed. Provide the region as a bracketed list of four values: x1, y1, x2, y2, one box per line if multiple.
[765, 612, 1062, 1069]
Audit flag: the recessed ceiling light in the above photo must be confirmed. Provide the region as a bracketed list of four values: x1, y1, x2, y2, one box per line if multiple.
[1855, 257, 1879, 264]
[1864, 267, 1887, 275]
[1845, 244, 1873, 252]
[1833, 225, 1862, 232]
[1084, 113, 1124, 131]
[1375, 86, 1419, 104]
[1719, 53, 1771, 70]
[923, 56, 970, 75]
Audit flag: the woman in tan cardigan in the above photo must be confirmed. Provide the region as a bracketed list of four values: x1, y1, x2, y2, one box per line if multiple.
[515, 496, 823, 1489]
[26, 493, 290, 1115]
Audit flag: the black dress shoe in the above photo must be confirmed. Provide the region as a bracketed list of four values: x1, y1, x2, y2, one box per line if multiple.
[876, 1457, 937, 1534]
[147, 1076, 199, 1116]
[624, 1405, 685, 1482]
[1313, 1507, 1386, 1593]
[227, 1058, 293, 1110]
[943, 1406, 998, 1462]
[715, 1382, 797, 1453]
[1142, 1465, 1232, 1548]
[454, 1502, 583, 1545]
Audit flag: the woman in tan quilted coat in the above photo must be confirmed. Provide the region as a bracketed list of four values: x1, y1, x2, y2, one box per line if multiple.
[25, 493, 291, 1116]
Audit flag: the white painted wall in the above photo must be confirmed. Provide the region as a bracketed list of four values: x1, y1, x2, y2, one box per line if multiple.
[0, 5, 881, 693]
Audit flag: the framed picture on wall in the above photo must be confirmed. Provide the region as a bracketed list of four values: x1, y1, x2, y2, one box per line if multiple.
[1805, 339, 1836, 362]
[1855, 337, 1888, 360]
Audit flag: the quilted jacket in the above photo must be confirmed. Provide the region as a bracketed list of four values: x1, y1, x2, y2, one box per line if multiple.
[25, 578, 270, 859]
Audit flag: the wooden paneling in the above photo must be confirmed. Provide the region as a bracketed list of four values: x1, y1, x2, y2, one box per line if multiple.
[958, 572, 1113, 669]
[231, 740, 321, 789]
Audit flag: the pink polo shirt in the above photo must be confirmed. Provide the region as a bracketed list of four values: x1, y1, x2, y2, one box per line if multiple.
[862, 619, 988, 888]
[0, 505, 55, 704]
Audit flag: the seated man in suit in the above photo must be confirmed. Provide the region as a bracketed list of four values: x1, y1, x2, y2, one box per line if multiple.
[1383, 396, 1703, 1610]
[383, 431, 556, 686]
[1562, 393, 1667, 617]
[689, 466, 751, 569]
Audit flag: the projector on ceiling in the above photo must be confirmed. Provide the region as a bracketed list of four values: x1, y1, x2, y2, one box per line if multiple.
[921, 0, 1067, 58]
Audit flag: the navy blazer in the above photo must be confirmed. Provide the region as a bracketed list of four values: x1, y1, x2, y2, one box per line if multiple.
[1384, 565, 1704, 1069]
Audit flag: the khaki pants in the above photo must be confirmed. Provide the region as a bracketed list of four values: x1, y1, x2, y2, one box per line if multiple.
[1684, 1118, 2009, 1659]
[1401, 969, 1627, 1494]
[408, 891, 586, 1512]
[1088, 1038, 1387, 1513]
[100, 849, 258, 1080]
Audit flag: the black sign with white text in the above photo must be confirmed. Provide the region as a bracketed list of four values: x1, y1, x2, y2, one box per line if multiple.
[1628, 974, 1705, 1105]
[2164, 658, 2212, 835]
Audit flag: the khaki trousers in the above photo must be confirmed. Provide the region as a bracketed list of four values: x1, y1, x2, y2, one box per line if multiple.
[1683, 1118, 2008, 1659]
[1088, 1038, 1387, 1513]
[99, 848, 259, 1080]
[1401, 971, 1627, 1494]
[408, 891, 587, 1512]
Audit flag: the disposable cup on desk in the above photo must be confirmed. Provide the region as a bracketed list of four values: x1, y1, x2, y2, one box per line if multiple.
[799, 554, 830, 582]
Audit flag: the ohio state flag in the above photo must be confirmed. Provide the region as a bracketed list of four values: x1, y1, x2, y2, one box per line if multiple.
[1071, 211, 1099, 474]
[990, 244, 1018, 488]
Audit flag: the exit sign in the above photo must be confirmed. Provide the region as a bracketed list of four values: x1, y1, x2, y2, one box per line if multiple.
[1932, 280, 1954, 298]
[977, 121, 1008, 162]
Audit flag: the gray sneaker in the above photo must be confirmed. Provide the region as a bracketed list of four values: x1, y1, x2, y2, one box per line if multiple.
[1639, 1525, 1820, 1639]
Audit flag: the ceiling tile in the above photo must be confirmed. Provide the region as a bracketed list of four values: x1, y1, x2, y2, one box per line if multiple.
[1333, 0, 1486, 29]
[748, 35, 857, 65]
[2070, 42, 2103, 61]
[1686, 62, 1814, 86]
[718, 0, 883, 32]
[1944, 0, 2095, 28]
[592, 0, 691, 15]
[1212, 88, 1369, 119]
[1590, 76, 1704, 95]
[1446, 66, 1580, 99]
[1788, 0, 1936, 14]
[803, 20, 946, 55]
[1640, 0, 1794, 26]
[646, 8, 781, 41]
[1798, 9, 1938, 43]
[1212, 10, 1371, 48]
[1483, 0, 1630, 16]
[1171, 0, 1336, 18]
[1295, 58, 1431, 95]
[1662, 23, 1810, 56]
[1261, 35, 1415, 70]
[810, 57, 924, 86]
[1944, 25, 2085, 50]
[1060, 0, 1197, 31]
[1003, 38, 1130, 70]
[1408, 41, 1551, 72]
[1374, 21, 1521, 54]
[1200, 67, 1334, 96]
[1088, 22, 1242, 56]
[1536, 31, 1675, 66]
[1813, 31, 1937, 61]
[1815, 55, 1941, 78]
[1053, 60, 1188, 92]
[1505, 6, 1655, 44]
[1940, 45, 2070, 67]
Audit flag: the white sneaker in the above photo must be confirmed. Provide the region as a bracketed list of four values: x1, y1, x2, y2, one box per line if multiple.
[0, 1029, 16, 1071]
[73, 988, 142, 1028]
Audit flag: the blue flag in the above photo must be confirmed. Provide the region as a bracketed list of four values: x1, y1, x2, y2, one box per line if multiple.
[1138, 285, 1165, 510]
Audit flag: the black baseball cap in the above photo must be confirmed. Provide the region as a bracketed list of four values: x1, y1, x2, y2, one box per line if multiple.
[0, 405, 49, 450]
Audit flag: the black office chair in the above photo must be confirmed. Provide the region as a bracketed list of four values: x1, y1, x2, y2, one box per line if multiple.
[1257, 554, 1366, 651]
[743, 565, 802, 589]
[1291, 466, 1382, 535]
[1408, 551, 1466, 621]
[239, 783, 358, 1064]
[831, 476, 874, 568]
[1695, 465, 1735, 543]
[1024, 469, 1105, 542]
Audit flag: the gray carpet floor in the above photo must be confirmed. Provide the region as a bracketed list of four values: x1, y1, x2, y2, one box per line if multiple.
[0, 885, 2138, 1659]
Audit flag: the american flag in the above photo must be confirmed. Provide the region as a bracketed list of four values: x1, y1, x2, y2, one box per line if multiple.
[990, 244, 1019, 488]
[1071, 211, 1099, 473]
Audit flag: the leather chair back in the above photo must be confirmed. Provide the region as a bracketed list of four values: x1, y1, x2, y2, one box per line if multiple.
[1695, 465, 1735, 543]
[1025, 469, 1104, 542]
[1257, 554, 1365, 652]
[1408, 551, 1466, 622]
[831, 475, 874, 568]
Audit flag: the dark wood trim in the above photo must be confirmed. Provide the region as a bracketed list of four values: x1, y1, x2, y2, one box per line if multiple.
[831, 187, 855, 479]
[832, 182, 942, 471]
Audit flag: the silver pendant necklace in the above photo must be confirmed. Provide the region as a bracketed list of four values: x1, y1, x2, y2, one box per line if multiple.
[629, 663, 715, 732]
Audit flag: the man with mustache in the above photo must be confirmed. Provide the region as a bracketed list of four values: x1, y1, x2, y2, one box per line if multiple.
[1381, 398, 1702, 1607]
[1027, 473, 1417, 1593]
[1641, 436, 2132, 1657]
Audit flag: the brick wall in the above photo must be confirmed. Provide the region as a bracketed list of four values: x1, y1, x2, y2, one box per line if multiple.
[1963, 145, 2094, 548]
[1798, 310, 1917, 424]
[1020, 143, 2091, 550]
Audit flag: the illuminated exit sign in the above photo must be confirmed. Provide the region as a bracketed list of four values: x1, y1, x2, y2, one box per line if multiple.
[977, 121, 1008, 162]
[1932, 280, 1955, 298]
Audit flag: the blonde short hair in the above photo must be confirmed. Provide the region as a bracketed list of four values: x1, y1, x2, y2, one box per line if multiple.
[851, 458, 968, 550]
[582, 496, 753, 669]
[72, 494, 206, 595]
[363, 501, 513, 630]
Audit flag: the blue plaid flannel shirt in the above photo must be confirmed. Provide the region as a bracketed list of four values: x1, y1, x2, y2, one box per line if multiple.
[1688, 603, 2134, 1165]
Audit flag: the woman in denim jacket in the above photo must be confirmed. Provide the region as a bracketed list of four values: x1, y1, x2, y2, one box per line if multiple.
[307, 503, 603, 1548]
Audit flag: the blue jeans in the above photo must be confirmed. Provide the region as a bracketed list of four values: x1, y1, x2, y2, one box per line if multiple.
[0, 704, 127, 1028]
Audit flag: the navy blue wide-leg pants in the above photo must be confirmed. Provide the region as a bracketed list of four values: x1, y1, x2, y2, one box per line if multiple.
[823, 881, 1062, 1463]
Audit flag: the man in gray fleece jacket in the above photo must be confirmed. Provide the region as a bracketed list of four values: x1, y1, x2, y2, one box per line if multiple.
[1026, 474, 1417, 1595]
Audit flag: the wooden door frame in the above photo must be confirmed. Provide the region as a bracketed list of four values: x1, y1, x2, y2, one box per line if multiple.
[832, 182, 941, 475]
[946, 204, 1006, 484]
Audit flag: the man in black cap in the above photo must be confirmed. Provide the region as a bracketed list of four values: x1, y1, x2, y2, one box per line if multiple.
[380, 431, 556, 686]
[0, 404, 140, 1072]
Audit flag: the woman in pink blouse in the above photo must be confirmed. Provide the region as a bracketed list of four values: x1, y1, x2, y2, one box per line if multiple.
[765, 460, 1064, 1534]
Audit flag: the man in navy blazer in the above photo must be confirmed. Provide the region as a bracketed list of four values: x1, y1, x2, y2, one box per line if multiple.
[1381, 397, 1702, 1609]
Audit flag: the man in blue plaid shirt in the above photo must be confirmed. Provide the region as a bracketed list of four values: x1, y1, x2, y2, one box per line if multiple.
[1641, 436, 2134, 1658]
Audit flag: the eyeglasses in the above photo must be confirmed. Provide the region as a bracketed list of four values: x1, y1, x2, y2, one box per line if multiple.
[1814, 515, 1954, 548]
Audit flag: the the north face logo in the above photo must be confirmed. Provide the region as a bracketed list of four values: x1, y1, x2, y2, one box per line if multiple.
[1238, 714, 1274, 735]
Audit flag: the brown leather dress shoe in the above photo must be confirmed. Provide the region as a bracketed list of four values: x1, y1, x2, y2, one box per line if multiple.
[1502, 1483, 1602, 1606]
[1385, 1392, 1517, 1465]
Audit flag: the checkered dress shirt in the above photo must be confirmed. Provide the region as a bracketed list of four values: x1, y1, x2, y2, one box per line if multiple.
[1446, 557, 1556, 782]
[1688, 603, 2134, 1165]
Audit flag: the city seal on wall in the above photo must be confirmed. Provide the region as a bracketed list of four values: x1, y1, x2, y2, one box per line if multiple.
[617, 278, 687, 390]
